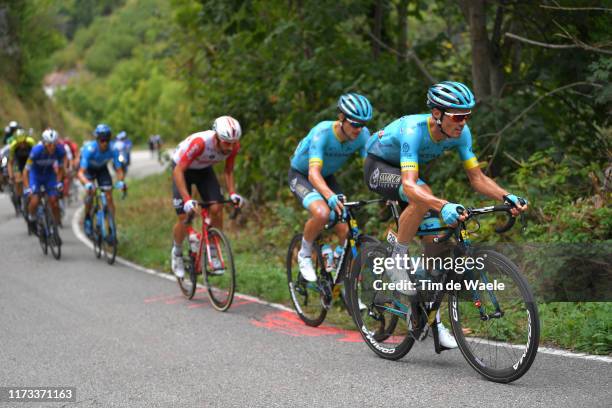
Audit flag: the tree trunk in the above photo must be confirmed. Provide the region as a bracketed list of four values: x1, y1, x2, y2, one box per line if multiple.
[371, 0, 384, 59]
[396, 0, 409, 63]
[460, 0, 492, 100]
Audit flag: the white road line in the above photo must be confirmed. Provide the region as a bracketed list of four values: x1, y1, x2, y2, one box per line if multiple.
[71, 207, 610, 363]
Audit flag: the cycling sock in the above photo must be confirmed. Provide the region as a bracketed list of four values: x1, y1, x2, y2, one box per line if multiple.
[299, 237, 313, 258]
[391, 241, 409, 259]
[173, 241, 183, 256]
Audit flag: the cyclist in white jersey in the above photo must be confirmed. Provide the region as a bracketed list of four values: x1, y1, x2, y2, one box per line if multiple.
[170, 116, 244, 278]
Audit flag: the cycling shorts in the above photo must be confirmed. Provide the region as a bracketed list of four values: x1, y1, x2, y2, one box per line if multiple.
[363, 154, 443, 235]
[171, 163, 223, 215]
[288, 167, 343, 209]
[84, 166, 113, 191]
[29, 172, 59, 197]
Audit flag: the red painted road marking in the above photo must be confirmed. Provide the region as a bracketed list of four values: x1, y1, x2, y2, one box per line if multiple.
[250, 311, 363, 343]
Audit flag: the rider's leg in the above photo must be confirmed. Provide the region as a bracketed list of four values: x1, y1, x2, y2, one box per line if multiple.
[302, 200, 330, 252]
[14, 171, 23, 196]
[28, 194, 40, 218]
[209, 203, 223, 230]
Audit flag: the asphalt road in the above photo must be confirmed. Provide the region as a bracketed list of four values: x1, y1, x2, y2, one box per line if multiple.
[0, 151, 610, 407]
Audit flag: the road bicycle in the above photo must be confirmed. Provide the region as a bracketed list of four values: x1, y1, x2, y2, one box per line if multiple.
[347, 202, 539, 383]
[34, 185, 62, 260]
[88, 186, 126, 265]
[178, 200, 238, 312]
[286, 196, 399, 340]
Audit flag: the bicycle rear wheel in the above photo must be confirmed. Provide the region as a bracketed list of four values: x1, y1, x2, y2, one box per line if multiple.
[102, 210, 117, 265]
[287, 233, 327, 327]
[46, 206, 61, 260]
[347, 241, 415, 360]
[178, 253, 197, 299]
[204, 228, 235, 311]
[449, 249, 539, 383]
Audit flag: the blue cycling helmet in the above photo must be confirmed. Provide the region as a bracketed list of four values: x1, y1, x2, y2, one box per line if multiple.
[117, 131, 127, 140]
[94, 124, 112, 140]
[427, 81, 475, 110]
[338, 93, 373, 122]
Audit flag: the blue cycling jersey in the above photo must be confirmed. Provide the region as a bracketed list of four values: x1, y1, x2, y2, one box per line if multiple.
[290, 121, 371, 177]
[366, 114, 479, 172]
[80, 140, 120, 170]
[26, 142, 66, 176]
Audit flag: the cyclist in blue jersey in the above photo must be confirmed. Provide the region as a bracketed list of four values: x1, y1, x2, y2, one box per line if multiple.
[288, 93, 373, 282]
[113, 130, 132, 174]
[77, 124, 126, 237]
[23, 129, 68, 231]
[364, 81, 528, 348]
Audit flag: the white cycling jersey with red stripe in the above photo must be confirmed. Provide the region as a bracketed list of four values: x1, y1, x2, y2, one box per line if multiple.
[172, 131, 240, 170]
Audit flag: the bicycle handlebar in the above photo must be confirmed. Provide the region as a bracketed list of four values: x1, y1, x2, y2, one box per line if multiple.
[324, 197, 386, 230]
[183, 199, 240, 225]
[433, 204, 520, 243]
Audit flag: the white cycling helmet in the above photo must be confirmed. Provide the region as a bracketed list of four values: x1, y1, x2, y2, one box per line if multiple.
[213, 116, 242, 142]
[41, 128, 59, 144]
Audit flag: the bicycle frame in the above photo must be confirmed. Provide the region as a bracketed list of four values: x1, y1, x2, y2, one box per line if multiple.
[371, 203, 520, 351]
[185, 200, 237, 274]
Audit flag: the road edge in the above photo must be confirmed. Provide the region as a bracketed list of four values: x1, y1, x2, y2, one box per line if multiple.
[70, 206, 611, 363]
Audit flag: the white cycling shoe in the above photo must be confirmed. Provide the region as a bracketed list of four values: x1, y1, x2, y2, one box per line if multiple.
[437, 322, 458, 349]
[208, 248, 225, 275]
[297, 253, 317, 282]
[171, 249, 185, 279]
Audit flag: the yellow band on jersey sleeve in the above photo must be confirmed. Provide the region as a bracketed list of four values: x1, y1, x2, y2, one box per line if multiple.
[400, 161, 418, 172]
[463, 157, 479, 170]
[309, 158, 323, 167]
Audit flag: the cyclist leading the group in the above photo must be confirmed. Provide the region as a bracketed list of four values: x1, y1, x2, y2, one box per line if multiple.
[364, 81, 529, 348]
[23, 129, 67, 231]
[170, 116, 245, 278]
[288, 93, 373, 282]
[78, 124, 126, 237]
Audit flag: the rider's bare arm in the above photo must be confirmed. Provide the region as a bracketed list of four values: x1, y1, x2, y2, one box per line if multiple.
[465, 166, 509, 201]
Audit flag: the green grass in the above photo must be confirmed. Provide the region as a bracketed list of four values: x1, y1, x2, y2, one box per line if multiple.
[115, 171, 611, 355]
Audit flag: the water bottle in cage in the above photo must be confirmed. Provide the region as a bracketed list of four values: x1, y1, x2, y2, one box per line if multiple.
[187, 226, 200, 253]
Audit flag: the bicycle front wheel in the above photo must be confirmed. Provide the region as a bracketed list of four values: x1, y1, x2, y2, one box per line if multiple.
[37, 212, 48, 256]
[347, 241, 415, 360]
[178, 253, 197, 299]
[102, 210, 117, 265]
[204, 228, 235, 312]
[286, 234, 327, 327]
[46, 206, 61, 260]
[449, 249, 539, 383]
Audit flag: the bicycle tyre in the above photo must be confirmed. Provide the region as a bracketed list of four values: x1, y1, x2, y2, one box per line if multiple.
[102, 209, 117, 265]
[178, 253, 197, 299]
[46, 205, 61, 260]
[92, 210, 102, 259]
[449, 249, 539, 383]
[343, 234, 399, 342]
[347, 240, 415, 360]
[204, 228, 235, 312]
[37, 210, 48, 256]
[287, 233, 327, 327]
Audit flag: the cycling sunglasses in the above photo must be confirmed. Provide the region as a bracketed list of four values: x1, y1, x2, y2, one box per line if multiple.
[444, 111, 472, 123]
[345, 117, 366, 128]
